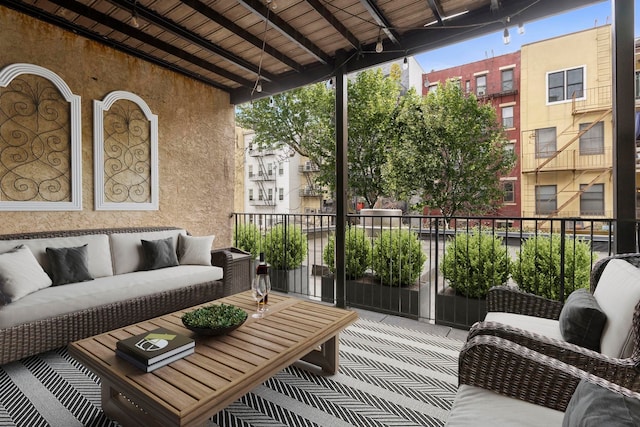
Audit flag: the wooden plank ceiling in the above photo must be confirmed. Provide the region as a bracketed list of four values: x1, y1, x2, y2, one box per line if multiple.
[2, 0, 604, 104]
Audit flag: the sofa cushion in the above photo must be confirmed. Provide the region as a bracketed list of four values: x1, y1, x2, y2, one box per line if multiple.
[447, 384, 564, 426]
[483, 312, 565, 341]
[178, 234, 214, 266]
[563, 379, 640, 426]
[46, 244, 94, 286]
[0, 245, 52, 304]
[0, 265, 223, 328]
[141, 238, 179, 270]
[559, 288, 607, 352]
[593, 258, 640, 358]
[109, 229, 186, 275]
[0, 234, 113, 279]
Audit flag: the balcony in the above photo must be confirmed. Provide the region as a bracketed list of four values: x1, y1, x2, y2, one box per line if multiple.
[249, 172, 275, 181]
[233, 213, 621, 330]
[298, 162, 320, 173]
[521, 148, 612, 173]
[299, 187, 321, 197]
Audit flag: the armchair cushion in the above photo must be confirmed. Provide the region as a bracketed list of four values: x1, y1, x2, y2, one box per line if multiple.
[563, 379, 640, 426]
[593, 259, 640, 358]
[483, 311, 564, 341]
[559, 289, 607, 352]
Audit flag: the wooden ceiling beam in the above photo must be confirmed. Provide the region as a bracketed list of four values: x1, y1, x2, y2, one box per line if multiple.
[237, 0, 332, 65]
[46, 0, 254, 88]
[358, 0, 400, 46]
[179, 0, 303, 73]
[305, 0, 360, 50]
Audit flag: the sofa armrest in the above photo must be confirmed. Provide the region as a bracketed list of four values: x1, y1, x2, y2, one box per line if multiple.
[459, 335, 640, 412]
[467, 321, 640, 390]
[487, 285, 563, 320]
[211, 247, 252, 296]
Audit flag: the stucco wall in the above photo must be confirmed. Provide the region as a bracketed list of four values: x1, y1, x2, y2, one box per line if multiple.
[0, 6, 236, 245]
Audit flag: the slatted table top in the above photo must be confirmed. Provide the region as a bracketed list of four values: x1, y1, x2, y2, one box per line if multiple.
[69, 291, 358, 427]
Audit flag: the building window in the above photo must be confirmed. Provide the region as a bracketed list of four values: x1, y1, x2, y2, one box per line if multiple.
[535, 127, 556, 158]
[504, 142, 515, 154]
[248, 189, 253, 201]
[501, 69, 514, 92]
[248, 165, 253, 178]
[279, 188, 284, 200]
[502, 181, 515, 203]
[258, 190, 263, 201]
[268, 163, 273, 176]
[476, 75, 487, 96]
[279, 163, 284, 175]
[465, 80, 471, 93]
[580, 184, 604, 215]
[548, 66, 584, 103]
[579, 122, 604, 155]
[502, 106, 514, 128]
[535, 185, 557, 215]
[427, 84, 438, 94]
[268, 188, 273, 200]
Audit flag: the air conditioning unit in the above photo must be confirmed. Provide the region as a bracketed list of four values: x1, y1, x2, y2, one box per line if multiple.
[477, 89, 486, 96]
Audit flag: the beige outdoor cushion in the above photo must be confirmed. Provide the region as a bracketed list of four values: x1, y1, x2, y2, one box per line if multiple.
[109, 229, 186, 275]
[0, 234, 113, 278]
[593, 258, 640, 358]
[446, 384, 563, 426]
[483, 312, 565, 341]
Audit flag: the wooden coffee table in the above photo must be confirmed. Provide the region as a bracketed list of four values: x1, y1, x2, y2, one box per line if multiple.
[68, 291, 358, 427]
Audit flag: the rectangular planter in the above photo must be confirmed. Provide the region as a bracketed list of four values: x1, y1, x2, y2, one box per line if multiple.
[269, 266, 309, 294]
[435, 292, 487, 329]
[321, 274, 419, 318]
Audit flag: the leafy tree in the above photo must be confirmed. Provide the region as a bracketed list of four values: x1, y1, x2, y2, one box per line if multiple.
[236, 68, 403, 208]
[385, 80, 515, 223]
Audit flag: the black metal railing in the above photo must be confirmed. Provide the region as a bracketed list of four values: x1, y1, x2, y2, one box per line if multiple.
[232, 212, 623, 329]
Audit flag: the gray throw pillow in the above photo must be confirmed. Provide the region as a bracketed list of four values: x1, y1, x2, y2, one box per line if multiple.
[559, 288, 607, 351]
[46, 244, 94, 286]
[563, 379, 640, 426]
[141, 238, 179, 270]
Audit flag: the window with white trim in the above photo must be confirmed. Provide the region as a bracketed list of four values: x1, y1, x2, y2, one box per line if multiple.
[548, 67, 584, 103]
[503, 181, 515, 203]
[476, 75, 487, 96]
[502, 106, 514, 128]
[279, 188, 284, 200]
[248, 189, 254, 201]
[501, 69, 514, 92]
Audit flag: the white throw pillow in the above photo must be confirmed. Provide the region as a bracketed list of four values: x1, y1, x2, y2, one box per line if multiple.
[593, 258, 640, 358]
[178, 234, 215, 266]
[0, 245, 52, 304]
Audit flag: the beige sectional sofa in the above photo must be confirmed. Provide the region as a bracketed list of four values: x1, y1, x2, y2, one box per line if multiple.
[0, 226, 249, 365]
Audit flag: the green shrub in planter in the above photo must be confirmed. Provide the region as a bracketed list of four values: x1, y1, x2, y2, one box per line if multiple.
[441, 230, 510, 299]
[323, 227, 371, 279]
[263, 224, 308, 270]
[511, 235, 594, 301]
[233, 223, 262, 258]
[371, 229, 426, 287]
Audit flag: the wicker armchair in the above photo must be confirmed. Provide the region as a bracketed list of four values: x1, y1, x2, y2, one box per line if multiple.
[467, 253, 640, 377]
[447, 334, 640, 425]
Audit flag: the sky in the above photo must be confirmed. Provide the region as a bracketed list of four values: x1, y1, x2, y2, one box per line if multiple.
[414, 0, 640, 73]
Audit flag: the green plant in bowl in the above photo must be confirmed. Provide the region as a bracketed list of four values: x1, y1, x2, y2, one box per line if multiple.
[181, 304, 248, 336]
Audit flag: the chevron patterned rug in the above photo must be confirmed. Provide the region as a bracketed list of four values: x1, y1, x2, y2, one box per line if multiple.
[0, 318, 464, 427]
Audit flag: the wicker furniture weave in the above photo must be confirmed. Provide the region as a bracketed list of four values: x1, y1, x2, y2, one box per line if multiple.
[468, 253, 640, 383]
[0, 226, 250, 365]
[456, 334, 640, 416]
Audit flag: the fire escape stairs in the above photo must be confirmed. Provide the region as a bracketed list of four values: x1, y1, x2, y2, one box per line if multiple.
[256, 157, 274, 206]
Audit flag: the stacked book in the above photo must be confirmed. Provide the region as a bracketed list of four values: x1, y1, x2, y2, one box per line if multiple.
[116, 327, 195, 372]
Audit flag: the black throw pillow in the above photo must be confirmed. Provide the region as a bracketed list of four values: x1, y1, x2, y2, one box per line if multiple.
[563, 379, 640, 426]
[558, 288, 607, 351]
[46, 244, 94, 286]
[141, 238, 179, 270]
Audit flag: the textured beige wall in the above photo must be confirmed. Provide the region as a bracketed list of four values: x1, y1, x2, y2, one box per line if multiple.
[0, 6, 236, 246]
